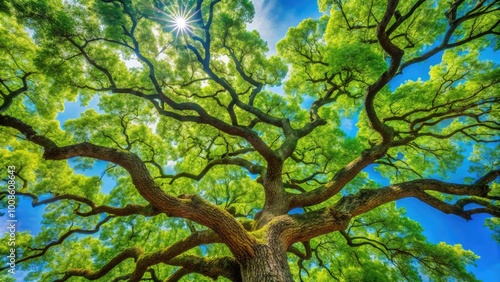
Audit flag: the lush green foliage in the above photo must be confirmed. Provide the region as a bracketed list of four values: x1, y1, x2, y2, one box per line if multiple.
[0, 0, 499, 281]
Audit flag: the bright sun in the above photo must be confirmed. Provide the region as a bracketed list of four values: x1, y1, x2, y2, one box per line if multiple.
[175, 17, 187, 29]
[165, 5, 196, 36]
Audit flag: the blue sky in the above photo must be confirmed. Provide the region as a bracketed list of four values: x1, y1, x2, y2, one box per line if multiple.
[247, 0, 321, 54]
[2, 0, 499, 281]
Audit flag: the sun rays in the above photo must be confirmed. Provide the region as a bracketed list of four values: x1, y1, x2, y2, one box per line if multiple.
[163, 4, 197, 37]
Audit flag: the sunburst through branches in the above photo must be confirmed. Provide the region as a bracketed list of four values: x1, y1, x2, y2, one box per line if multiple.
[164, 3, 197, 37]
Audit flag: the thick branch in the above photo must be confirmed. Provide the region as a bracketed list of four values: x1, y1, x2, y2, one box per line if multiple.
[129, 230, 223, 280]
[54, 247, 142, 282]
[290, 1, 408, 209]
[291, 144, 388, 208]
[365, 0, 403, 141]
[53, 230, 227, 282]
[278, 170, 498, 248]
[335, 177, 495, 220]
[476, 169, 500, 185]
[0, 114, 257, 260]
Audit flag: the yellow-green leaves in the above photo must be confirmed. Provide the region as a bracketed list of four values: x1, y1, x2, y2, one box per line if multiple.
[370, 49, 499, 181]
[0, 0, 498, 280]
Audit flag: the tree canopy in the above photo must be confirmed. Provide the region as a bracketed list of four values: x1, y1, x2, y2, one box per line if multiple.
[0, 0, 499, 281]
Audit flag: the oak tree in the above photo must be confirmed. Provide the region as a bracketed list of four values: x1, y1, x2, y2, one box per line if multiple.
[1, 0, 499, 281]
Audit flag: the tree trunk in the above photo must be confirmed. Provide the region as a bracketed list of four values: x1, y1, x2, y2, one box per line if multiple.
[239, 244, 294, 282]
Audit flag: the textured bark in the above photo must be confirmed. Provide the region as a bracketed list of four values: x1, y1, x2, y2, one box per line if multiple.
[240, 244, 293, 282]
[240, 210, 350, 282]
[0, 114, 257, 262]
[255, 165, 290, 229]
